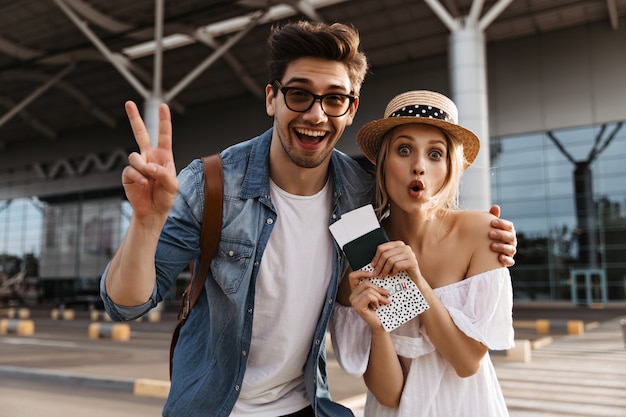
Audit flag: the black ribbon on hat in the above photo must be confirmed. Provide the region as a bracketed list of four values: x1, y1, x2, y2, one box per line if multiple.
[389, 105, 452, 122]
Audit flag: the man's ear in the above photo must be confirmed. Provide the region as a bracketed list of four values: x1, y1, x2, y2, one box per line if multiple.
[265, 84, 275, 117]
[345, 96, 359, 126]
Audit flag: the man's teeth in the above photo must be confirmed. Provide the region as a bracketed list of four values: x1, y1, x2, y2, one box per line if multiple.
[296, 128, 325, 137]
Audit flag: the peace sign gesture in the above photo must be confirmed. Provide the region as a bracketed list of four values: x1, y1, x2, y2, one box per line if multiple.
[122, 100, 179, 224]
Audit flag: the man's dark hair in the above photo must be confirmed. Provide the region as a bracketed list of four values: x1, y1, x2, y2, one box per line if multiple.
[267, 20, 369, 95]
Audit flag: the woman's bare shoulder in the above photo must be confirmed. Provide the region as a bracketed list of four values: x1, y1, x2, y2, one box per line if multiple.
[453, 210, 497, 233]
[453, 210, 504, 275]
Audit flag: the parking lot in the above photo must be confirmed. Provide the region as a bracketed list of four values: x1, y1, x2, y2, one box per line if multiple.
[1, 302, 625, 416]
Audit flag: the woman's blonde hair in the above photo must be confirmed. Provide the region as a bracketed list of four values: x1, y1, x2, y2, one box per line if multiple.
[373, 125, 466, 219]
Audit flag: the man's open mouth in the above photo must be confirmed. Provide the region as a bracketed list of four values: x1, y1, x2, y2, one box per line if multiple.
[295, 127, 326, 145]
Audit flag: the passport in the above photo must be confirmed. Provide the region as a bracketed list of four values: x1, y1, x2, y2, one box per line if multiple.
[330, 205, 429, 331]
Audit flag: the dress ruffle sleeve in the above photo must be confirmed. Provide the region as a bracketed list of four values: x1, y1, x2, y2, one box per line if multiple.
[435, 267, 514, 350]
[329, 268, 514, 377]
[329, 304, 372, 376]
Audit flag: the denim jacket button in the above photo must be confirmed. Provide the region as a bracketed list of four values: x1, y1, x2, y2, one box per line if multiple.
[266, 218, 273, 225]
[235, 385, 240, 391]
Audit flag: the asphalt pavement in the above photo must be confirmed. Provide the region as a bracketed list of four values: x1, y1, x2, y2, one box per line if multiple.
[1, 302, 625, 417]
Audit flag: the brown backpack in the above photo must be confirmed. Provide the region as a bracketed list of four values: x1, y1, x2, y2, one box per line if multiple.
[169, 153, 223, 379]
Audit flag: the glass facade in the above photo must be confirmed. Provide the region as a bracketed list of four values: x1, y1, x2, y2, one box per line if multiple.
[0, 198, 44, 258]
[0, 195, 130, 303]
[491, 121, 626, 304]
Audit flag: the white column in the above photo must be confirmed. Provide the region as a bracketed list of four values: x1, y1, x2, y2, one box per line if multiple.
[143, 97, 162, 147]
[144, 0, 165, 148]
[449, 28, 491, 210]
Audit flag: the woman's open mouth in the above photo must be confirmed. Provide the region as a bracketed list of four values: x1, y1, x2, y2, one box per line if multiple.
[408, 180, 424, 197]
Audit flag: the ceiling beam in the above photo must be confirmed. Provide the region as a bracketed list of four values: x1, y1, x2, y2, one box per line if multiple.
[607, 0, 619, 29]
[479, 0, 514, 31]
[424, 0, 461, 32]
[193, 30, 264, 99]
[53, 0, 151, 99]
[0, 37, 41, 60]
[2, 70, 116, 128]
[63, 0, 132, 32]
[0, 65, 74, 136]
[165, 10, 266, 103]
[0, 97, 56, 142]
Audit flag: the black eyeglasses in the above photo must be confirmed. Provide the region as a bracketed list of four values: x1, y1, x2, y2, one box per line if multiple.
[273, 80, 356, 117]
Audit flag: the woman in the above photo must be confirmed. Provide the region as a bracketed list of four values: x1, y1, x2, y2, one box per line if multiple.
[330, 90, 513, 416]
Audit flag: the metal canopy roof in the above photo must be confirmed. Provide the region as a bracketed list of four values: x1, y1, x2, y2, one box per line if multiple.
[1, 0, 624, 150]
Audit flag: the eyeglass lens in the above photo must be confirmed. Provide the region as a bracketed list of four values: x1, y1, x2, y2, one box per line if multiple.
[284, 90, 350, 116]
[275, 81, 353, 117]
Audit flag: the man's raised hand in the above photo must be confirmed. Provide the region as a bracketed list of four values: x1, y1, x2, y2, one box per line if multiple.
[122, 101, 178, 222]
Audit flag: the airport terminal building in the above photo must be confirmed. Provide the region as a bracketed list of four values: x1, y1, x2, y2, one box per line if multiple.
[0, 1, 625, 306]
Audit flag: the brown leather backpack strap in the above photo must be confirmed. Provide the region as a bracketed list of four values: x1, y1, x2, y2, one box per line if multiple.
[179, 153, 223, 319]
[192, 153, 223, 303]
[171, 153, 223, 379]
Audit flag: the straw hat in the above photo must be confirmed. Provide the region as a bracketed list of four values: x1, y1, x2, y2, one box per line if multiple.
[356, 90, 480, 169]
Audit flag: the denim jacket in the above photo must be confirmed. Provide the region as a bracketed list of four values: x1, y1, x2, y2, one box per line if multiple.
[101, 128, 374, 417]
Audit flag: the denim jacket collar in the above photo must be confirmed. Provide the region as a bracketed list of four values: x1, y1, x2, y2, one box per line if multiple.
[240, 127, 356, 207]
[239, 128, 271, 200]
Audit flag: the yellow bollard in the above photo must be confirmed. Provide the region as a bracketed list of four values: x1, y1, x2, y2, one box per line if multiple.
[536, 319, 550, 334]
[8, 308, 30, 319]
[133, 379, 171, 399]
[88, 322, 131, 341]
[491, 339, 531, 363]
[89, 310, 112, 322]
[51, 308, 75, 320]
[146, 309, 161, 323]
[535, 319, 584, 335]
[0, 319, 35, 335]
[567, 320, 584, 335]
[90, 309, 101, 321]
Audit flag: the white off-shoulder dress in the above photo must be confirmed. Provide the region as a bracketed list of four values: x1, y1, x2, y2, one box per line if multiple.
[330, 268, 514, 417]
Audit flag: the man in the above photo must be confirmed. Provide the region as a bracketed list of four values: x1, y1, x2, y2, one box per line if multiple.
[101, 21, 516, 417]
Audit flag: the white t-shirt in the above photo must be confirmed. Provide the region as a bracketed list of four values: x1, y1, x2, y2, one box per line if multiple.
[231, 178, 333, 416]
